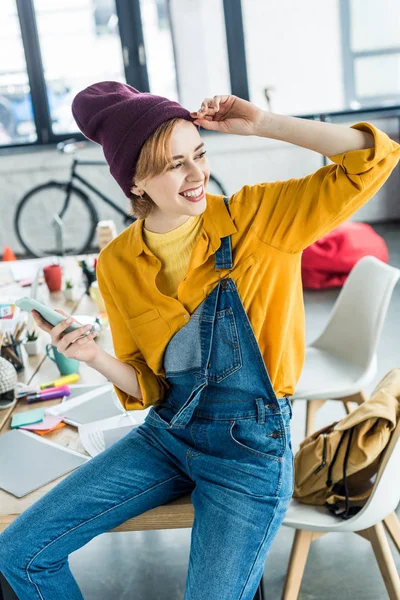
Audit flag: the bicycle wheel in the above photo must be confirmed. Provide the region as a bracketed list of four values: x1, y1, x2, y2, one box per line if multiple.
[207, 173, 228, 196]
[15, 182, 99, 258]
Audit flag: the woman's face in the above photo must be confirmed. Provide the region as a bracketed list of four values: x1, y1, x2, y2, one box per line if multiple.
[133, 120, 210, 222]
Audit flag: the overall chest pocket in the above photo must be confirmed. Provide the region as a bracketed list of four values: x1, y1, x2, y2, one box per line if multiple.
[126, 309, 170, 356]
[208, 307, 242, 383]
[163, 305, 242, 382]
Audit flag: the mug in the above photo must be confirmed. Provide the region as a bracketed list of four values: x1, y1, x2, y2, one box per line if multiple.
[89, 281, 106, 313]
[46, 344, 80, 376]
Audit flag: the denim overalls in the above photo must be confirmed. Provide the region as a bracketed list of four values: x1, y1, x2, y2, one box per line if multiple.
[0, 199, 294, 600]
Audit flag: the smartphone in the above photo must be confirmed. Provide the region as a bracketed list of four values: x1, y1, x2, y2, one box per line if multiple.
[15, 297, 81, 334]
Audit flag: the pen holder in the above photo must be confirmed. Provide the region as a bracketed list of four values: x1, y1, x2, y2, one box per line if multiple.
[0, 340, 25, 372]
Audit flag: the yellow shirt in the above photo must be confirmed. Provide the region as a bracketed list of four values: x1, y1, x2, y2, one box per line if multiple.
[96, 122, 400, 410]
[143, 214, 203, 298]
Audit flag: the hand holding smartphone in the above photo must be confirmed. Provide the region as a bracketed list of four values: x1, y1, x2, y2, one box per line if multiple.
[15, 297, 81, 334]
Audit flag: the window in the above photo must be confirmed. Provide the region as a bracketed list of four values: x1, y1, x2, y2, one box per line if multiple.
[1, 0, 237, 149]
[139, 0, 179, 101]
[33, 0, 126, 136]
[241, 0, 346, 115]
[0, 0, 37, 145]
[342, 0, 400, 108]
[2, 0, 398, 149]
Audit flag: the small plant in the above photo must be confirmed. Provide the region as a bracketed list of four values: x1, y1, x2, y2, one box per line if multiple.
[26, 330, 38, 342]
[65, 279, 74, 289]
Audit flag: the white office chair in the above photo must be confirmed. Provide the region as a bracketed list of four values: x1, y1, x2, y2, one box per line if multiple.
[282, 416, 400, 600]
[293, 256, 400, 436]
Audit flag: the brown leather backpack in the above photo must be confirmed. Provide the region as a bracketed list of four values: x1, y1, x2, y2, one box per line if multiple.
[293, 369, 400, 519]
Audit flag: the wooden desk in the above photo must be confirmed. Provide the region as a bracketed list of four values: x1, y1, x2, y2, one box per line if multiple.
[0, 257, 193, 537]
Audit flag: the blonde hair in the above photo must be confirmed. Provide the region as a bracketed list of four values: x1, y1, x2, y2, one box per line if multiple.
[130, 117, 186, 220]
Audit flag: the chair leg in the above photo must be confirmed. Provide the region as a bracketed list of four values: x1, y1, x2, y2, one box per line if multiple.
[305, 400, 326, 437]
[341, 390, 368, 415]
[281, 530, 313, 600]
[363, 522, 400, 600]
[384, 512, 400, 553]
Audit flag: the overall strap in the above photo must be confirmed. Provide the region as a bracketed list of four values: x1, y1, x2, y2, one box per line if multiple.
[215, 197, 233, 271]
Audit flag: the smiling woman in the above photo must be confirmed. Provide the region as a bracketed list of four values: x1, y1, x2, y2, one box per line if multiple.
[129, 118, 210, 223]
[2, 78, 399, 600]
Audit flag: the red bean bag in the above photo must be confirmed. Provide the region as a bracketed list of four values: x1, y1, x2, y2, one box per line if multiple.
[301, 221, 388, 289]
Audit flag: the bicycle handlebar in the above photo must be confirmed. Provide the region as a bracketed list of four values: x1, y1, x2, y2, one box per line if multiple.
[56, 139, 88, 154]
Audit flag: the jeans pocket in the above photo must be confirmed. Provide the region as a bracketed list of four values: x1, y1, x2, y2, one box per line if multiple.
[229, 415, 286, 462]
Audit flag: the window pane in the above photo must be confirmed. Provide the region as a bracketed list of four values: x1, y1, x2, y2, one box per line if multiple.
[242, 0, 345, 115]
[34, 0, 125, 135]
[140, 0, 178, 100]
[355, 54, 400, 98]
[169, 0, 231, 110]
[350, 0, 400, 52]
[0, 0, 37, 146]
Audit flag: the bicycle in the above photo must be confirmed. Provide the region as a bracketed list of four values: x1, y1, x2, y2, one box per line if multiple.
[15, 139, 228, 258]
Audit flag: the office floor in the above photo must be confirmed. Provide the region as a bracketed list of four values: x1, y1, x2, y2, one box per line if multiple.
[15, 223, 400, 599]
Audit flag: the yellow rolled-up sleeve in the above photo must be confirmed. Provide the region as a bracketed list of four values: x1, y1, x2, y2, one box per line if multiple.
[230, 122, 400, 253]
[96, 255, 168, 410]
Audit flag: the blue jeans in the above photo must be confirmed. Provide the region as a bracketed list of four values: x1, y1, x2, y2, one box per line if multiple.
[0, 394, 293, 600]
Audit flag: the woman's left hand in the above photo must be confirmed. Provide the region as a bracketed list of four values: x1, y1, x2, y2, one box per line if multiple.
[190, 95, 264, 136]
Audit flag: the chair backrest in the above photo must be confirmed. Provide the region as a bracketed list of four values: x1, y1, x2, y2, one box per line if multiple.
[345, 415, 400, 531]
[313, 256, 400, 368]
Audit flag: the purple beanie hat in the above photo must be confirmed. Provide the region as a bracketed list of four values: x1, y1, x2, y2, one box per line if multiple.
[71, 81, 195, 198]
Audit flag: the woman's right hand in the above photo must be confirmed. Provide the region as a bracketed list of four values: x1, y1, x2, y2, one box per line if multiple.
[32, 309, 100, 364]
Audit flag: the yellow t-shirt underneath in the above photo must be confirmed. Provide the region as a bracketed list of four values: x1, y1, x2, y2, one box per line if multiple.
[143, 215, 203, 298]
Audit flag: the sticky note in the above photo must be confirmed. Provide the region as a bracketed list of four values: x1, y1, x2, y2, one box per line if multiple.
[11, 408, 45, 429]
[19, 415, 64, 431]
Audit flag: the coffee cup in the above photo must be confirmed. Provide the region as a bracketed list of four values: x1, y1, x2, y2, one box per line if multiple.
[45, 344, 80, 376]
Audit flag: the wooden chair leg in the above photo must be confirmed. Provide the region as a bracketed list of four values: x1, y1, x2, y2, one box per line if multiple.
[341, 390, 368, 415]
[384, 512, 400, 553]
[362, 522, 400, 600]
[281, 530, 313, 600]
[305, 400, 326, 437]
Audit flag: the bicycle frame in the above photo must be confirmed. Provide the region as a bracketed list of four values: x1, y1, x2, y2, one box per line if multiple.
[67, 159, 132, 221]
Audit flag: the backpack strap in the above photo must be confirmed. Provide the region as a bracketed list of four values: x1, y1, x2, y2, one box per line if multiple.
[341, 427, 355, 519]
[326, 427, 355, 520]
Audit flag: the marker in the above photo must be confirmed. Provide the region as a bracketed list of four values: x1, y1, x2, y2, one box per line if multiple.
[26, 388, 71, 403]
[19, 385, 70, 399]
[40, 373, 80, 389]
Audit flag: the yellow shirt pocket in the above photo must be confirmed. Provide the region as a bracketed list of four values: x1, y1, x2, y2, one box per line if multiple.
[125, 309, 171, 358]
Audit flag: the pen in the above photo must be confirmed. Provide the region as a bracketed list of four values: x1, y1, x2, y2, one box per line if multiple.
[24, 385, 70, 398]
[26, 388, 71, 403]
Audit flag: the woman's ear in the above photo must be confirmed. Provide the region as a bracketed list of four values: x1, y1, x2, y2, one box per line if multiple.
[130, 184, 143, 196]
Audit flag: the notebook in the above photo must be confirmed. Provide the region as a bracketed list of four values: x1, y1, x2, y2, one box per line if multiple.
[0, 429, 90, 498]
